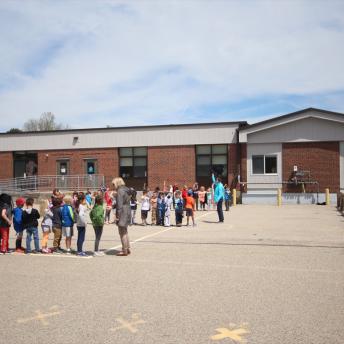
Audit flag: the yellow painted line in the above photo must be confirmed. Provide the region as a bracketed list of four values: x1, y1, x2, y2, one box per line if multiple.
[106, 211, 213, 252]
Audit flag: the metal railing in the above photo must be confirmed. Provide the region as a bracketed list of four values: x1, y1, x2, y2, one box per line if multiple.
[0, 174, 105, 193]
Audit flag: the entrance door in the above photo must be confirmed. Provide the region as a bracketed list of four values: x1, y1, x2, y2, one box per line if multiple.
[57, 160, 70, 189]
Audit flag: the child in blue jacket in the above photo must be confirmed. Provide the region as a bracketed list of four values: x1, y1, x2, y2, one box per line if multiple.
[61, 195, 75, 254]
[13, 198, 25, 253]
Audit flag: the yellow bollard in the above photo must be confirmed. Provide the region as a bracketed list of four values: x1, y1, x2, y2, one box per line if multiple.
[325, 188, 330, 205]
[277, 188, 282, 206]
[232, 189, 237, 206]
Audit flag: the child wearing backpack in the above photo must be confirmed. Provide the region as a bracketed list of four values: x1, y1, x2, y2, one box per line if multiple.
[61, 195, 75, 254]
[174, 191, 183, 227]
[41, 200, 53, 254]
[90, 195, 105, 256]
[13, 198, 25, 253]
[22, 198, 41, 254]
[51, 197, 63, 253]
[0, 193, 13, 254]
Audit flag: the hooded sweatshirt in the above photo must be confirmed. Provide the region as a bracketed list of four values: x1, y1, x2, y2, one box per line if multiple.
[22, 207, 40, 229]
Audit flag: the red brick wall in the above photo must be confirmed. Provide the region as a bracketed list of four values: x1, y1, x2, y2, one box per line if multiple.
[0, 152, 13, 179]
[148, 146, 195, 189]
[240, 144, 247, 192]
[38, 148, 118, 186]
[282, 142, 340, 193]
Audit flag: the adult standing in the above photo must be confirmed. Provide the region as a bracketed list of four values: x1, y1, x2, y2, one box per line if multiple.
[212, 173, 225, 223]
[112, 177, 131, 256]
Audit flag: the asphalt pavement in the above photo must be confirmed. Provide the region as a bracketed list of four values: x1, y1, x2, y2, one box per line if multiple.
[0, 204, 343, 344]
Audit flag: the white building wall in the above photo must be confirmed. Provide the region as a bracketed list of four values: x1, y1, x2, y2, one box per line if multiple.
[341, 142, 344, 191]
[0, 123, 239, 152]
[247, 143, 282, 192]
[247, 117, 344, 144]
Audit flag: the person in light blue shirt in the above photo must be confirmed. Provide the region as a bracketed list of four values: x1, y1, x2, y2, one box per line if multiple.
[212, 173, 225, 222]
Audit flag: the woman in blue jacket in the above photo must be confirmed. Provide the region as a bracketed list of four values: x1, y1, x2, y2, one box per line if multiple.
[212, 173, 225, 223]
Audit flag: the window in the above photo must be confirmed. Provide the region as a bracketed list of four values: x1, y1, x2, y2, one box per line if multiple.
[196, 145, 227, 180]
[56, 160, 70, 176]
[119, 147, 147, 179]
[85, 160, 97, 175]
[252, 155, 277, 174]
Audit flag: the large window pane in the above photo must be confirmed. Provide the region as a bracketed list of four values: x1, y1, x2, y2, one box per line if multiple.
[197, 165, 211, 177]
[119, 147, 132, 156]
[134, 157, 146, 166]
[265, 156, 277, 174]
[120, 157, 133, 167]
[252, 155, 264, 174]
[133, 147, 147, 156]
[212, 155, 227, 165]
[212, 145, 227, 154]
[133, 166, 146, 178]
[196, 145, 211, 154]
[197, 156, 211, 165]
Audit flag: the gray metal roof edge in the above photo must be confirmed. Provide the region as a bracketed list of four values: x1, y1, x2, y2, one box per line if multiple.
[1, 120, 248, 136]
[239, 107, 344, 131]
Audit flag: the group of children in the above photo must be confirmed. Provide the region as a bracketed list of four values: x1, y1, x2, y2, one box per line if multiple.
[0, 189, 110, 256]
[129, 184, 232, 228]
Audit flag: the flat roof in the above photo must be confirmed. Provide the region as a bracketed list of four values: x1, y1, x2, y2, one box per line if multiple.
[1, 120, 247, 136]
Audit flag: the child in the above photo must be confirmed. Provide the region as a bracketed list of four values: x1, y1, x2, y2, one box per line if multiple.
[174, 191, 184, 227]
[85, 190, 92, 209]
[164, 193, 173, 227]
[51, 197, 63, 253]
[61, 195, 75, 254]
[22, 198, 40, 254]
[150, 192, 158, 225]
[0, 193, 13, 254]
[41, 200, 53, 254]
[130, 189, 138, 225]
[206, 187, 213, 210]
[157, 192, 165, 226]
[13, 198, 25, 253]
[90, 195, 105, 256]
[104, 188, 112, 224]
[198, 186, 206, 211]
[141, 190, 150, 226]
[76, 194, 88, 256]
[224, 184, 231, 211]
[185, 190, 196, 227]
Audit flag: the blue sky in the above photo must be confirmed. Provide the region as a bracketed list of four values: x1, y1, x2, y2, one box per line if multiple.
[0, 0, 344, 131]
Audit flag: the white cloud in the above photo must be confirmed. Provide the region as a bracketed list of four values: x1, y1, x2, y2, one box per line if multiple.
[0, 0, 344, 130]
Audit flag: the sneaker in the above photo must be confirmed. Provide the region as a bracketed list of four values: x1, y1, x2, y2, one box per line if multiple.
[31, 250, 40, 254]
[15, 248, 25, 254]
[66, 249, 71, 255]
[42, 248, 52, 254]
[0, 251, 5, 255]
[53, 248, 63, 254]
[77, 252, 87, 257]
[93, 251, 105, 257]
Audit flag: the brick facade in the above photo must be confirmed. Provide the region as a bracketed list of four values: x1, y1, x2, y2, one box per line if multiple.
[0, 152, 13, 179]
[282, 142, 340, 193]
[38, 148, 118, 186]
[239, 143, 247, 192]
[148, 146, 196, 189]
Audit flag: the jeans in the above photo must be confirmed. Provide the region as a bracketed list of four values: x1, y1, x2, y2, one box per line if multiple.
[217, 199, 224, 222]
[93, 226, 103, 252]
[225, 199, 230, 211]
[77, 226, 86, 252]
[0, 227, 9, 252]
[175, 211, 183, 226]
[105, 209, 111, 222]
[26, 227, 40, 252]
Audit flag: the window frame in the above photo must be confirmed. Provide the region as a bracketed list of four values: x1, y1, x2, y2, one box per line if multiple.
[251, 154, 278, 175]
[119, 147, 147, 179]
[195, 144, 228, 179]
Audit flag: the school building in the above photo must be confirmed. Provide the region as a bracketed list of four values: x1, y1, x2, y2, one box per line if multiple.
[0, 107, 343, 203]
